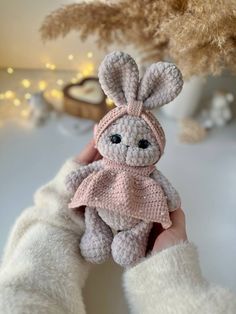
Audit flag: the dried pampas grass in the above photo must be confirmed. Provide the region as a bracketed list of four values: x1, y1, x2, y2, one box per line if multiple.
[40, 0, 236, 78]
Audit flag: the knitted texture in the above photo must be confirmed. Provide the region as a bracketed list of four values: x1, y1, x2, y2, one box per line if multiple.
[69, 158, 171, 229]
[98, 51, 183, 109]
[80, 206, 113, 264]
[151, 169, 181, 211]
[66, 51, 183, 266]
[98, 51, 139, 107]
[111, 221, 153, 267]
[80, 207, 152, 267]
[95, 108, 166, 156]
[97, 115, 162, 166]
[137, 61, 183, 109]
[98, 207, 140, 230]
[66, 160, 102, 193]
[95, 51, 183, 156]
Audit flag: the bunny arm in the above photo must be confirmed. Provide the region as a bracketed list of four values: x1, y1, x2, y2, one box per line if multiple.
[151, 169, 181, 212]
[66, 160, 103, 193]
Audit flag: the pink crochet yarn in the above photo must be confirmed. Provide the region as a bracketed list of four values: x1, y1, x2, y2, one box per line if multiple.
[95, 102, 166, 155]
[69, 158, 171, 229]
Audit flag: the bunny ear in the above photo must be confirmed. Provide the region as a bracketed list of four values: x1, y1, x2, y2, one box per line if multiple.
[98, 51, 139, 107]
[138, 62, 183, 109]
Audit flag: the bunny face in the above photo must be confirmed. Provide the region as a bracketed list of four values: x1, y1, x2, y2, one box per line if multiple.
[97, 115, 161, 166]
[96, 51, 183, 165]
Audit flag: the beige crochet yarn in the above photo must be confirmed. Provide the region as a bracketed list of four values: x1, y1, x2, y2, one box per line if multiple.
[66, 51, 183, 267]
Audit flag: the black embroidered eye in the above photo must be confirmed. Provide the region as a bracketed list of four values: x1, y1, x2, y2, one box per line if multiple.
[138, 139, 151, 149]
[110, 134, 122, 144]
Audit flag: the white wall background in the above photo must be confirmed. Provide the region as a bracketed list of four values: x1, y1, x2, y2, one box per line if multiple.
[0, 0, 133, 70]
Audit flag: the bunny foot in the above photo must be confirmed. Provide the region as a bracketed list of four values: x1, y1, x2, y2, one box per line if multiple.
[111, 221, 152, 267]
[80, 207, 113, 264]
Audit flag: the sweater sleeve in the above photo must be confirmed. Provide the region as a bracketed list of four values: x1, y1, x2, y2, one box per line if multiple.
[123, 242, 236, 314]
[0, 159, 90, 314]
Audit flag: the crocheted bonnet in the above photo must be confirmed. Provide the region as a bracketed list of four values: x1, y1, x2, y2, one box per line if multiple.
[95, 51, 183, 156]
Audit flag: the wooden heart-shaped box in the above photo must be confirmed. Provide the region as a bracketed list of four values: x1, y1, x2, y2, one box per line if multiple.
[63, 77, 111, 122]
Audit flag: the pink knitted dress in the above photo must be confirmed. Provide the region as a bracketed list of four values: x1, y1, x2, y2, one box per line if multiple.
[69, 158, 171, 229]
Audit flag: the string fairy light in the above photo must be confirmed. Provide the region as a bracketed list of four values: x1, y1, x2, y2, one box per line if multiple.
[24, 93, 31, 100]
[81, 63, 94, 77]
[45, 63, 56, 70]
[56, 79, 64, 86]
[87, 52, 93, 58]
[5, 90, 15, 99]
[21, 109, 30, 118]
[21, 79, 31, 88]
[71, 77, 78, 84]
[76, 72, 83, 80]
[13, 99, 21, 106]
[50, 89, 62, 99]
[82, 69, 90, 77]
[105, 97, 114, 108]
[38, 80, 47, 91]
[50, 64, 56, 70]
[1, 52, 99, 125]
[7, 67, 14, 74]
[68, 54, 74, 61]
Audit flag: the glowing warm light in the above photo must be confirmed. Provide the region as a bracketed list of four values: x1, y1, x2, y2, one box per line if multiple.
[5, 90, 15, 99]
[106, 97, 114, 107]
[71, 77, 78, 84]
[24, 93, 31, 100]
[89, 64, 94, 70]
[13, 99, 21, 106]
[50, 89, 62, 99]
[76, 73, 83, 80]
[82, 63, 94, 77]
[56, 79, 64, 86]
[38, 80, 47, 91]
[82, 70, 89, 77]
[87, 52, 93, 58]
[7, 67, 14, 74]
[68, 54, 74, 61]
[50, 64, 56, 70]
[0, 94, 5, 100]
[21, 79, 31, 88]
[45, 63, 56, 70]
[21, 109, 29, 118]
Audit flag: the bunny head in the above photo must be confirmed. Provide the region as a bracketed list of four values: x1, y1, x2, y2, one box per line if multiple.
[95, 51, 183, 166]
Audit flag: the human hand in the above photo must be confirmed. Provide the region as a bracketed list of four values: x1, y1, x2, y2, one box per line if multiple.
[74, 138, 101, 164]
[150, 209, 188, 254]
[66, 138, 102, 193]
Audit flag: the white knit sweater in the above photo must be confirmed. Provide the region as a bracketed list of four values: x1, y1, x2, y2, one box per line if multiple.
[0, 159, 235, 314]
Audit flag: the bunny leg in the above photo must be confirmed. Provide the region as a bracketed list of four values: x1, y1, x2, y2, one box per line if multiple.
[111, 220, 153, 267]
[80, 207, 113, 264]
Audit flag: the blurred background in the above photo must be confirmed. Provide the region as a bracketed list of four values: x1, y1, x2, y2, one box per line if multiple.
[0, 1, 236, 313]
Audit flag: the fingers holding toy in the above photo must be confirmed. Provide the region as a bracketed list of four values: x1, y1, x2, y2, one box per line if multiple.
[66, 138, 102, 193]
[152, 208, 188, 253]
[74, 138, 102, 165]
[170, 208, 186, 230]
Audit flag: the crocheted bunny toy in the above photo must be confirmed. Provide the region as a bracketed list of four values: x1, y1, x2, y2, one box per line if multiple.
[66, 51, 183, 267]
